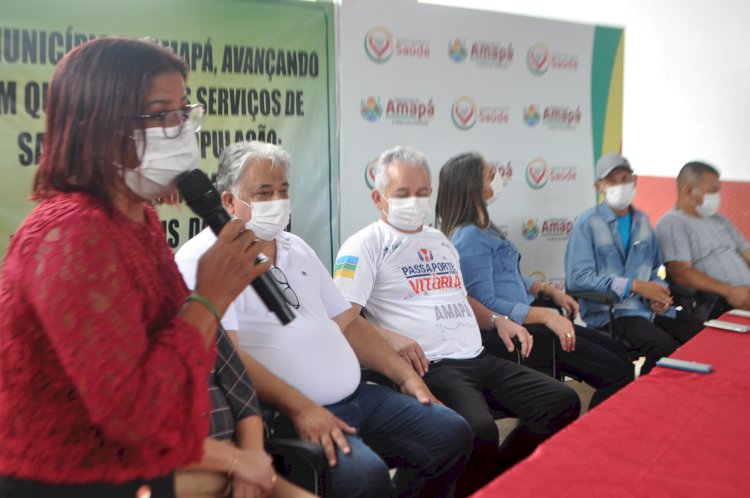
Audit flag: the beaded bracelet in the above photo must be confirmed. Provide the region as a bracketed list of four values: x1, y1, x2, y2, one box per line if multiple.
[184, 293, 222, 323]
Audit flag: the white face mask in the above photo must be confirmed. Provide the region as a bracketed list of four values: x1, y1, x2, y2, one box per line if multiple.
[122, 124, 199, 200]
[486, 172, 504, 205]
[604, 183, 636, 211]
[383, 196, 430, 232]
[236, 197, 291, 241]
[696, 192, 720, 218]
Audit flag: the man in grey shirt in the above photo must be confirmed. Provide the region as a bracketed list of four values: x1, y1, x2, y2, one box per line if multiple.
[655, 161, 750, 311]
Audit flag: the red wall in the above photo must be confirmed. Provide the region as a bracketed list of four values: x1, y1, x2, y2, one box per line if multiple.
[635, 176, 750, 239]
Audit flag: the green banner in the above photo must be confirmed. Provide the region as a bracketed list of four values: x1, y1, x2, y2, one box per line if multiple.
[0, 0, 338, 267]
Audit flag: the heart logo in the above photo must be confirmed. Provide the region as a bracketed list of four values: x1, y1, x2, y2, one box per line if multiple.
[365, 27, 394, 62]
[454, 105, 474, 125]
[369, 35, 390, 57]
[451, 97, 477, 130]
[364, 157, 379, 190]
[527, 43, 550, 75]
[530, 50, 547, 69]
[528, 165, 547, 184]
[526, 158, 549, 189]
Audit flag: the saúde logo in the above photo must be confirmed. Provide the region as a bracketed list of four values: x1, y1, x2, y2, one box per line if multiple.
[526, 158, 577, 189]
[527, 41, 578, 75]
[365, 26, 430, 63]
[479, 105, 509, 125]
[452, 97, 509, 130]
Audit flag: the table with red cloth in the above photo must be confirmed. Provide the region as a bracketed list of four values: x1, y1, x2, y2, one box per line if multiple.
[472, 313, 750, 497]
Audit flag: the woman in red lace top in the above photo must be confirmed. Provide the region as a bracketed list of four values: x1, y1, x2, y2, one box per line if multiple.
[0, 37, 271, 498]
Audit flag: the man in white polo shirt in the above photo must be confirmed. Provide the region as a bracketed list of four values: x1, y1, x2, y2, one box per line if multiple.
[334, 145, 580, 496]
[175, 141, 471, 498]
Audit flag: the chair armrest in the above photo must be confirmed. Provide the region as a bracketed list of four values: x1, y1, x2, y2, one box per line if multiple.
[669, 283, 697, 298]
[567, 290, 619, 305]
[266, 438, 327, 473]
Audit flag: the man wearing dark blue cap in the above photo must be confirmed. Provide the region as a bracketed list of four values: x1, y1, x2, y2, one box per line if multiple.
[564, 153, 702, 374]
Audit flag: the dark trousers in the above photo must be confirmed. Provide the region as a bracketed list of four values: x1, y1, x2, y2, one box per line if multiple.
[609, 315, 703, 374]
[0, 474, 174, 498]
[273, 383, 472, 498]
[484, 324, 634, 409]
[422, 351, 580, 497]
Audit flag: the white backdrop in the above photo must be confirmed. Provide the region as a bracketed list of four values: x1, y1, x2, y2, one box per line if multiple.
[339, 0, 622, 288]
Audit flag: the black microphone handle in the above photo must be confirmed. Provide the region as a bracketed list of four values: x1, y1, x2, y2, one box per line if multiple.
[207, 216, 294, 325]
[251, 271, 295, 325]
[177, 169, 294, 325]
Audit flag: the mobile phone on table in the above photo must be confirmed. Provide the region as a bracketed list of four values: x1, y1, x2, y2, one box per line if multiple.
[703, 319, 750, 333]
[656, 357, 712, 373]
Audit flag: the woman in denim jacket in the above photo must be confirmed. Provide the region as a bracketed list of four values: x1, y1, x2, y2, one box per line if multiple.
[435, 152, 633, 407]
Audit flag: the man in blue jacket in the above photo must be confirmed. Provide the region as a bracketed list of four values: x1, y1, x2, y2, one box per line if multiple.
[565, 153, 702, 373]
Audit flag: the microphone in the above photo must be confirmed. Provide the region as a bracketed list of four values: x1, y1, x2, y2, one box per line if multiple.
[177, 169, 295, 325]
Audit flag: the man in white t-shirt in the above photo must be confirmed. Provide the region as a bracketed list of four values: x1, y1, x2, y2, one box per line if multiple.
[334, 146, 580, 496]
[656, 161, 750, 313]
[175, 141, 471, 498]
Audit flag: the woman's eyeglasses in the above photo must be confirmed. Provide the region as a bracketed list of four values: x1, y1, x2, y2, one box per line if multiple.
[269, 266, 300, 310]
[134, 103, 205, 139]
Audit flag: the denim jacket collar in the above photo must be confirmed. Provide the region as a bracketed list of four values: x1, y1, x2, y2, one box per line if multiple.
[595, 202, 641, 261]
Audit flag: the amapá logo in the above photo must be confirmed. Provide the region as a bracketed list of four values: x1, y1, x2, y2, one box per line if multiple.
[542, 106, 581, 129]
[526, 158, 549, 189]
[385, 97, 434, 126]
[540, 218, 574, 241]
[527, 42, 550, 75]
[523, 105, 541, 126]
[448, 38, 467, 63]
[522, 219, 540, 241]
[470, 42, 513, 68]
[360, 96, 383, 122]
[451, 96, 478, 130]
[365, 27, 394, 63]
[524, 105, 581, 129]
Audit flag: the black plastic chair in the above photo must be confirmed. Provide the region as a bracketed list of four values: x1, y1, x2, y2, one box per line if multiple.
[565, 290, 619, 341]
[565, 290, 647, 367]
[263, 408, 328, 496]
[669, 282, 728, 323]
